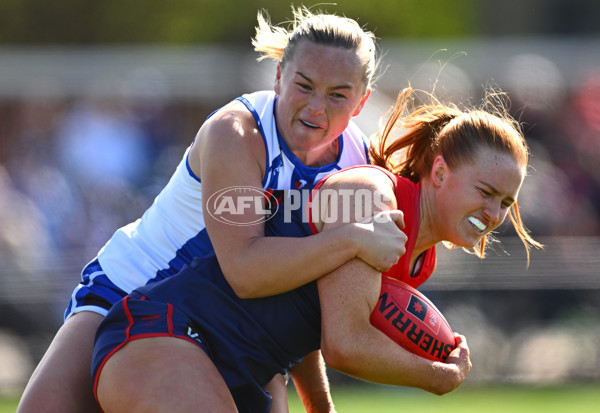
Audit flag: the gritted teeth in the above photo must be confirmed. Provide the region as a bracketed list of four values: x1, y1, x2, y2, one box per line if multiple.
[468, 216, 486, 232]
[301, 120, 319, 128]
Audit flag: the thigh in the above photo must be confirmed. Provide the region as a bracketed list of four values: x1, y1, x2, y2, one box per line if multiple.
[17, 311, 105, 413]
[97, 336, 238, 413]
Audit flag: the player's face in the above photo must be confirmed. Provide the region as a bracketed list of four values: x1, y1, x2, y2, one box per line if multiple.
[273, 40, 370, 166]
[435, 147, 525, 248]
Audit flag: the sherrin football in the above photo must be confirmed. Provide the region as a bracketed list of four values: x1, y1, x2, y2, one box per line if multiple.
[370, 276, 456, 362]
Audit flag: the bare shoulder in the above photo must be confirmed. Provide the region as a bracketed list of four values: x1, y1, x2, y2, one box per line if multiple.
[189, 99, 265, 176]
[322, 166, 395, 195]
[197, 99, 261, 146]
[314, 166, 398, 226]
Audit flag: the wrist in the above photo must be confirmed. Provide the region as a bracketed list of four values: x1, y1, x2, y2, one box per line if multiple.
[345, 222, 365, 259]
[328, 222, 363, 259]
[303, 391, 335, 413]
[428, 361, 461, 395]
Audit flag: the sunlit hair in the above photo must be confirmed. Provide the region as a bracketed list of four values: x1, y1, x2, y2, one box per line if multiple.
[252, 6, 379, 91]
[369, 87, 543, 262]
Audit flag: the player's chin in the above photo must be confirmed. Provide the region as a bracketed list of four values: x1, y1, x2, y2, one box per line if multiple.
[452, 231, 484, 249]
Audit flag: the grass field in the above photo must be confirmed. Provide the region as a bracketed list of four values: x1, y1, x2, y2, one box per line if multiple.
[287, 383, 600, 413]
[2, 383, 599, 412]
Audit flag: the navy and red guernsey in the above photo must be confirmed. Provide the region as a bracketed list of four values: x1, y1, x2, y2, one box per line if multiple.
[308, 164, 436, 288]
[91, 165, 436, 413]
[92, 185, 320, 413]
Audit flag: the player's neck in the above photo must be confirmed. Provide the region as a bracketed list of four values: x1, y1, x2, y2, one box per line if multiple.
[416, 180, 442, 254]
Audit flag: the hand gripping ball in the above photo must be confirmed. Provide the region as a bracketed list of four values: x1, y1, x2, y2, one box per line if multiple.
[370, 276, 456, 362]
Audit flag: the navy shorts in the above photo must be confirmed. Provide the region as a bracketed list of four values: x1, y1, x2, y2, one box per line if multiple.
[91, 254, 289, 412]
[91, 293, 208, 401]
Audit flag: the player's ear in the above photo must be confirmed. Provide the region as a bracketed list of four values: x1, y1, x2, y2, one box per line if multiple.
[274, 62, 282, 95]
[431, 155, 447, 187]
[352, 88, 371, 117]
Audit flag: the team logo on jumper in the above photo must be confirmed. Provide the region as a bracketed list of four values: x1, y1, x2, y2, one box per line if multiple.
[206, 186, 278, 226]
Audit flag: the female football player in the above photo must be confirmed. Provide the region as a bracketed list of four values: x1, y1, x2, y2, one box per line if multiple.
[17, 8, 405, 413]
[91, 87, 541, 412]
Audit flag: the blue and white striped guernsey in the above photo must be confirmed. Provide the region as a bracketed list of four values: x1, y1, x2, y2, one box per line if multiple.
[66, 90, 369, 319]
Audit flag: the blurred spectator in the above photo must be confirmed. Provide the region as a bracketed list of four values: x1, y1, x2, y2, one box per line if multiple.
[0, 165, 52, 270]
[56, 78, 151, 190]
[2, 85, 78, 251]
[503, 54, 600, 236]
[54, 77, 155, 250]
[517, 141, 600, 236]
[562, 72, 600, 215]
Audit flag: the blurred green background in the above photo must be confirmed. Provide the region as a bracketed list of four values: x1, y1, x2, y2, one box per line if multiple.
[2, 0, 599, 44]
[0, 0, 485, 44]
[1, 0, 599, 409]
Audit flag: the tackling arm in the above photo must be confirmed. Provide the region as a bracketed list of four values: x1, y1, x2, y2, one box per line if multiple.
[190, 104, 404, 298]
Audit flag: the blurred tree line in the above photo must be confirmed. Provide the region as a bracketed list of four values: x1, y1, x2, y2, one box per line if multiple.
[2, 0, 599, 46]
[0, 0, 488, 45]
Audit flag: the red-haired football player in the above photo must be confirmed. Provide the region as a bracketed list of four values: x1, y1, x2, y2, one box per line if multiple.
[91, 87, 542, 412]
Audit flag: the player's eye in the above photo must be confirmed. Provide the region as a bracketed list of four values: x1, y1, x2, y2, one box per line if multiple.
[330, 92, 347, 99]
[478, 188, 491, 197]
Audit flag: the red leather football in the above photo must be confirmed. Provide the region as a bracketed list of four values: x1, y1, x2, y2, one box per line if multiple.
[370, 276, 456, 362]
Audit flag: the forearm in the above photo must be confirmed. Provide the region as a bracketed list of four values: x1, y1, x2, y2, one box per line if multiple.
[290, 351, 335, 413]
[327, 329, 468, 395]
[195, 107, 358, 298]
[319, 259, 469, 396]
[218, 225, 359, 298]
[219, 210, 406, 298]
[323, 326, 445, 393]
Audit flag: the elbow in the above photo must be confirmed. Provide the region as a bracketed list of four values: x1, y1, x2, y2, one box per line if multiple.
[320, 344, 347, 373]
[229, 282, 254, 299]
[226, 279, 258, 299]
[221, 258, 278, 298]
[320, 335, 358, 374]
[220, 267, 256, 299]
